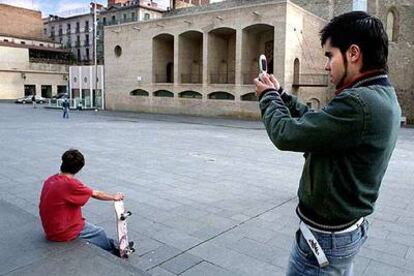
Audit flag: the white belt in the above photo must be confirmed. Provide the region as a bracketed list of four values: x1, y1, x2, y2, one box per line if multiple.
[306, 217, 364, 234]
[299, 222, 329, 267]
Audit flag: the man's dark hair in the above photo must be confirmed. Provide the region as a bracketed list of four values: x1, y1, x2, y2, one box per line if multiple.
[60, 149, 85, 174]
[320, 11, 388, 72]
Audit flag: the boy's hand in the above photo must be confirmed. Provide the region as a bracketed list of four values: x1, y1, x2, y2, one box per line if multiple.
[113, 192, 124, 201]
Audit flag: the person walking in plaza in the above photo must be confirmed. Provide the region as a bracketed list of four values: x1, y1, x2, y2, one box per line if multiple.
[62, 98, 70, 119]
[254, 11, 401, 275]
[32, 94, 36, 109]
[39, 149, 125, 256]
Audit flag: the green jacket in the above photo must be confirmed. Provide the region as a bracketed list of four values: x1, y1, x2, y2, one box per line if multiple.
[259, 74, 401, 229]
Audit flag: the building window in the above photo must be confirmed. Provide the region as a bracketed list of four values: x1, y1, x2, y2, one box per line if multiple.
[130, 89, 149, 96]
[153, 90, 174, 97]
[20, 41, 26, 44]
[131, 12, 135, 20]
[43, 28, 47, 35]
[208, 92, 235, 100]
[114, 45, 122, 57]
[77, 49, 81, 61]
[85, 34, 89, 46]
[123, 13, 127, 20]
[241, 93, 258, 101]
[112, 15, 116, 23]
[85, 20, 89, 32]
[179, 91, 202, 99]
[86, 48, 90, 59]
[144, 13, 150, 20]
[103, 17, 106, 25]
[386, 9, 399, 42]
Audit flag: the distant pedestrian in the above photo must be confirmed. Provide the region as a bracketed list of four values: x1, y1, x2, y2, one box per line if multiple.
[32, 94, 36, 109]
[62, 98, 70, 119]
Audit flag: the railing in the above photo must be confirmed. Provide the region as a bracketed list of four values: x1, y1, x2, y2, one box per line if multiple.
[181, 74, 202, 84]
[210, 72, 235, 84]
[28, 62, 68, 72]
[242, 71, 258, 85]
[155, 74, 173, 83]
[293, 74, 329, 87]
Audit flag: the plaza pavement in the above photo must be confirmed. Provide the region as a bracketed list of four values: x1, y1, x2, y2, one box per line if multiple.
[0, 102, 413, 276]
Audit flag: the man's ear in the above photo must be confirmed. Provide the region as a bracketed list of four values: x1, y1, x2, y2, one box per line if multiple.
[348, 44, 361, 63]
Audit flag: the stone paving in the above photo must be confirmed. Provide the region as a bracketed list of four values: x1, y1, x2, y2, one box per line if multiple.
[0, 103, 413, 275]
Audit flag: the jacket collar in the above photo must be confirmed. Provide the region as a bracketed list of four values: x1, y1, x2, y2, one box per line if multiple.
[335, 69, 390, 95]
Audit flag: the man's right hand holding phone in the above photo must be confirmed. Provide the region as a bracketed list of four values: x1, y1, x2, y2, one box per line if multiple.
[255, 73, 282, 98]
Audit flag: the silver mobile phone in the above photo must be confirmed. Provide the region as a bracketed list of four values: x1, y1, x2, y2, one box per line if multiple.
[259, 54, 267, 80]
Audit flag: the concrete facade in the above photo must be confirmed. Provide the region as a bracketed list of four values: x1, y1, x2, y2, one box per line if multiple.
[104, 0, 328, 119]
[0, 45, 68, 100]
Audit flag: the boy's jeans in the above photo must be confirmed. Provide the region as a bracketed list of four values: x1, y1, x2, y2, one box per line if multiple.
[286, 219, 369, 276]
[79, 221, 117, 254]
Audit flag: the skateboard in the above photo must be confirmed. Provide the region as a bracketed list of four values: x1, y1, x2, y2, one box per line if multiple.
[114, 200, 135, 258]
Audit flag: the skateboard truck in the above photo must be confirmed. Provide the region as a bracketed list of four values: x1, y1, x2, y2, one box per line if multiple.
[120, 211, 132, 221]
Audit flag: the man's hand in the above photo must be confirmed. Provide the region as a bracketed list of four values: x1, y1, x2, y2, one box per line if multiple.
[254, 73, 281, 97]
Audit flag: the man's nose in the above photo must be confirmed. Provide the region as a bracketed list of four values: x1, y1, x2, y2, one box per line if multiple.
[324, 61, 330, 71]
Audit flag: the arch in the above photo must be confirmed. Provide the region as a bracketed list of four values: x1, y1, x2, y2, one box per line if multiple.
[241, 92, 258, 101]
[208, 91, 235, 100]
[130, 89, 149, 96]
[153, 33, 174, 83]
[179, 90, 202, 99]
[242, 24, 275, 84]
[386, 8, 399, 42]
[153, 90, 174, 97]
[178, 30, 203, 84]
[306, 98, 321, 111]
[208, 27, 236, 84]
[293, 58, 300, 85]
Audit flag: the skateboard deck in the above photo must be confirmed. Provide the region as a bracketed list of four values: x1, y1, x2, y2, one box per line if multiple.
[114, 200, 134, 258]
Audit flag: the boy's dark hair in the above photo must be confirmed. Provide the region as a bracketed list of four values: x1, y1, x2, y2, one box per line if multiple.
[320, 11, 388, 72]
[60, 149, 85, 174]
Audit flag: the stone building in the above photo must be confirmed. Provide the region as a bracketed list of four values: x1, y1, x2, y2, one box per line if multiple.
[103, 0, 329, 119]
[97, 0, 164, 63]
[291, 0, 414, 122]
[0, 4, 69, 100]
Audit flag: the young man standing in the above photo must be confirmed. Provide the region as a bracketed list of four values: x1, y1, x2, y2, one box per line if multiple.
[255, 12, 401, 275]
[39, 149, 124, 256]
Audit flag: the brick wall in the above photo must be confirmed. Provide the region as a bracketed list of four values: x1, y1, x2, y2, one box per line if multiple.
[0, 4, 43, 40]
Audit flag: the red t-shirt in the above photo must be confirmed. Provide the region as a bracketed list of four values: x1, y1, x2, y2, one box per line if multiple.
[39, 174, 93, 241]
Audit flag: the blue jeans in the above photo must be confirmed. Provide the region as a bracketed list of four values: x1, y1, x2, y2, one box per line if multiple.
[286, 219, 369, 276]
[79, 221, 117, 255]
[63, 108, 69, 118]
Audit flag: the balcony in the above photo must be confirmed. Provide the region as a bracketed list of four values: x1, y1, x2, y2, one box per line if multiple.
[181, 74, 202, 84]
[210, 71, 235, 84]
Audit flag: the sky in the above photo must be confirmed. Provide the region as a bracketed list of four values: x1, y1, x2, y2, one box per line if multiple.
[0, 0, 223, 17]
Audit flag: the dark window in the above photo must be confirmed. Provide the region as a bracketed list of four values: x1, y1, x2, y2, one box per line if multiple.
[130, 89, 149, 96]
[153, 90, 174, 97]
[241, 93, 258, 101]
[114, 45, 122, 57]
[86, 48, 90, 59]
[208, 92, 235, 100]
[179, 91, 202, 99]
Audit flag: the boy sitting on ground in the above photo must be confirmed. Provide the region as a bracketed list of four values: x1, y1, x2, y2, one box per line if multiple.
[39, 149, 124, 256]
